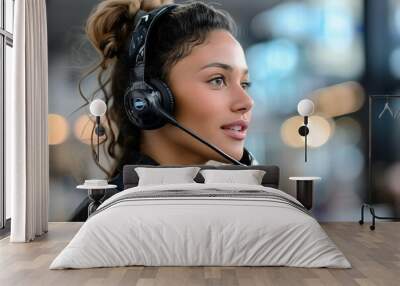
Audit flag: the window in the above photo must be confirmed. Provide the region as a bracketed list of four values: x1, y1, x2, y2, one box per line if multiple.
[1, 0, 14, 230]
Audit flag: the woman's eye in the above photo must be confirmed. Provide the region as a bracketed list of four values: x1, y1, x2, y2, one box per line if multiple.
[208, 76, 226, 88]
[241, 81, 252, 90]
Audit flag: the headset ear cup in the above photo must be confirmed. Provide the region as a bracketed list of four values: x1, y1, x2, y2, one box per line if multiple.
[124, 84, 166, 130]
[124, 86, 146, 129]
[147, 78, 175, 116]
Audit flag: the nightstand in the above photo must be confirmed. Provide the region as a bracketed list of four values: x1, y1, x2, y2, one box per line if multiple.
[77, 183, 117, 216]
[289, 177, 321, 210]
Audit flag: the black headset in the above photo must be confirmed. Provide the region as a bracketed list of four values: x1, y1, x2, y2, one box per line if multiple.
[123, 4, 257, 166]
[124, 4, 178, 130]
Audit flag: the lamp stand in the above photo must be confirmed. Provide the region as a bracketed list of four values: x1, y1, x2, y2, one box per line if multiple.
[298, 116, 309, 162]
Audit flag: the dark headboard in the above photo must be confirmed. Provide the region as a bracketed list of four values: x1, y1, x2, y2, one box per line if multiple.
[123, 165, 280, 190]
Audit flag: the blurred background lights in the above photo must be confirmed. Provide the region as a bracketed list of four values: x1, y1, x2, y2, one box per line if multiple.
[74, 115, 101, 145]
[280, 115, 333, 148]
[48, 114, 69, 145]
[308, 0, 364, 78]
[248, 77, 301, 116]
[308, 41, 364, 78]
[332, 145, 364, 182]
[73, 114, 117, 146]
[250, 2, 312, 40]
[306, 115, 334, 147]
[281, 116, 304, 148]
[311, 81, 365, 117]
[391, 0, 400, 35]
[389, 47, 400, 79]
[318, 1, 355, 48]
[334, 117, 362, 145]
[246, 39, 299, 80]
[384, 163, 400, 195]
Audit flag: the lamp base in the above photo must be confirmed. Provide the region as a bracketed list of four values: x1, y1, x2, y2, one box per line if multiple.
[88, 189, 106, 217]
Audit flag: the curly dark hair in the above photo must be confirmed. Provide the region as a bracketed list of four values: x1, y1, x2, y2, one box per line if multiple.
[77, 0, 237, 179]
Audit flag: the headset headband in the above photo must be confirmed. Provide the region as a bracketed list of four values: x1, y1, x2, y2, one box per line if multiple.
[127, 4, 179, 83]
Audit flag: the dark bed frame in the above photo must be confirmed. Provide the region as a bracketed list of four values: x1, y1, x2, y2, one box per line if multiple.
[123, 165, 280, 190]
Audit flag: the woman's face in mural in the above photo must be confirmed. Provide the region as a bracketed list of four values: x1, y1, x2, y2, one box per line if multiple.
[144, 29, 253, 164]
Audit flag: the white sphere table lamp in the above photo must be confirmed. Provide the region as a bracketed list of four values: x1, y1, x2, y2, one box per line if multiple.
[90, 99, 107, 163]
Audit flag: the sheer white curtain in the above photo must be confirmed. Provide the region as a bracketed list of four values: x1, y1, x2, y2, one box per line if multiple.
[7, 0, 49, 242]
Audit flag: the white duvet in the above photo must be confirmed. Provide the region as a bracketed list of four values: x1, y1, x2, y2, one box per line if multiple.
[50, 183, 351, 269]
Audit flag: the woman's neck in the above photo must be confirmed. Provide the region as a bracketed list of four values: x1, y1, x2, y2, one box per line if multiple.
[139, 129, 209, 165]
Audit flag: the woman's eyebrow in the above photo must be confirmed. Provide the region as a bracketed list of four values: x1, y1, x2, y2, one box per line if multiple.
[200, 62, 248, 75]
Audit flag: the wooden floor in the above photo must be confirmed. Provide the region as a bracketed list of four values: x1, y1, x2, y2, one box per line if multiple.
[0, 222, 399, 286]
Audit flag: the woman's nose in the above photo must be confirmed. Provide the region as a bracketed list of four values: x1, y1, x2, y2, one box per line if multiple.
[231, 85, 254, 113]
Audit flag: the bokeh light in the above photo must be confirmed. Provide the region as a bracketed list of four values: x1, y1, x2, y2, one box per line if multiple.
[74, 115, 95, 145]
[389, 47, 400, 79]
[332, 145, 364, 181]
[250, 0, 364, 78]
[384, 163, 400, 196]
[311, 81, 365, 117]
[48, 113, 69, 145]
[73, 114, 118, 146]
[308, 39, 364, 79]
[316, 1, 355, 48]
[281, 115, 334, 148]
[281, 116, 304, 148]
[307, 115, 334, 147]
[334, 117, 362, 145]
[250, 2, 312, 40]
[390, 0, 400, 35]
[308, 0, 364, 78]
[246, 39, 299, 81]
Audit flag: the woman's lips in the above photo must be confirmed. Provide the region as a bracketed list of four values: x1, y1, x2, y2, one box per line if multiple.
[220, 127, 247, 140]
[220, 120, 249, 140]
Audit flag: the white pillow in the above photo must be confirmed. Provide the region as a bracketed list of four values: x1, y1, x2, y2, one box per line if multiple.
[135, 167, 201, 186]
[200, 169, 266, 185]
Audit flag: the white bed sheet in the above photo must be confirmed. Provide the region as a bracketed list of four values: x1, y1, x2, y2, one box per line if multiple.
[50, 183, 351, 269]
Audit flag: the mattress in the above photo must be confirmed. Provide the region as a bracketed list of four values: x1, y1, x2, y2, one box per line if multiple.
[50, 183, 351, 269]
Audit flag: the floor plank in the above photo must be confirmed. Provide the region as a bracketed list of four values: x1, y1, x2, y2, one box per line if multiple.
[0, 222, 399, 286]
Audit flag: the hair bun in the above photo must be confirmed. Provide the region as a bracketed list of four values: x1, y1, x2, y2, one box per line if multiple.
[141, 0, 174, 11]
[86, 0, 141, 65]
[128, 0, 141, 16]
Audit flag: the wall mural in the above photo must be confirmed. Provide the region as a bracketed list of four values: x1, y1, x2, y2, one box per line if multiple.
[46, 0, 385, 222]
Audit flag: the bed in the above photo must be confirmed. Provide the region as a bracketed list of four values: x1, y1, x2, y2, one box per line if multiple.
[50, 164, 351, 269]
